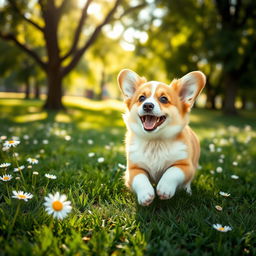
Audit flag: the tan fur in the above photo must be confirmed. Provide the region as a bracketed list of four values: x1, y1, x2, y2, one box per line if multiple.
[118, 69, 206, 204]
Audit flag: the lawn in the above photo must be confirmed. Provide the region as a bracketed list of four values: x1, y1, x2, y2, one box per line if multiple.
[0, 96, 256, 256]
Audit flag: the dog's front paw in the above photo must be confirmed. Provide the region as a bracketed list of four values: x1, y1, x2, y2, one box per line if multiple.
[156, 181, 176, 200]
[137, 187, 155, 206]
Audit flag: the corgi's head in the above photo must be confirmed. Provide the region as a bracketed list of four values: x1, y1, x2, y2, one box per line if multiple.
[118, 69, 206, 139]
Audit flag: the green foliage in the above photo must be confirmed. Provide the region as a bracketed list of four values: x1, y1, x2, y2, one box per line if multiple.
[0, 98, 256, 255]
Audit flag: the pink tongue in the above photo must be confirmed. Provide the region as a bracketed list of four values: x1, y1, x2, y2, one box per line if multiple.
[144, 116, 158, 130]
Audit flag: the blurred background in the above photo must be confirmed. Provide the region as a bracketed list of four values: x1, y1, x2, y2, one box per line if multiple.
[0, 0, 256, 115]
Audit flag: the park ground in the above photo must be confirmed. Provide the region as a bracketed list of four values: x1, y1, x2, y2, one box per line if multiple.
[0, 95, 256, 256]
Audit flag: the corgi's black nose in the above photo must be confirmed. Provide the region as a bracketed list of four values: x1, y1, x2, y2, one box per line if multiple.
[143, 102, 154, 112]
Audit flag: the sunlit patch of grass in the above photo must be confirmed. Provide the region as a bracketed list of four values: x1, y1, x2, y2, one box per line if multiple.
[0, 97, 255, 255]
[12, 112, 48, 123]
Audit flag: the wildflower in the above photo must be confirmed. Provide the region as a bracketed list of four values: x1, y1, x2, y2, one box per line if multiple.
[105, 145, 111, 150]
[97, 157, 104, 163]
[45, 174, 57, 179]
[27, 158, 39, 164]
[0, 163, 11, 168]
[0, 174, 13, 181]
[118, 163, 126, 169]
[23, 135, 29, 140]
[16, 177, 20, 180]
[13, 165, 25, 172]
[40, 149, 45, 154]
[219, 191, 230, 197]
[216, 147, 222, 152]
[64, 136, 71, 141]
[3, 140, 20, 148]
[27, 165, 33, 169]
[33, 171, 39, 175]
[13, 152, 19, 157]
[44, 192, 72, 219]
[0, 135, 7, 140]
[232, 161, 238, 166]
[220, 154, 225, 159]
[209, 144, 215, 152]
[212, 224, 232, 232]
[215, 205, 223, 211]
[42, 139, 49, 144]
[210, 170, 215, 175]
[218, 159, 224, 163]
[87, 139, 94, 145]
[12, 191, 33, 201]
[231, 175, 239, 180]
[2, 147, 9, 151]
[216, 167, 223, 173]
[88, 152, 95, 157]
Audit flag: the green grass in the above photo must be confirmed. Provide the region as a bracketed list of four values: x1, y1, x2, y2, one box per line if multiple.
[0, 97, 256, 256]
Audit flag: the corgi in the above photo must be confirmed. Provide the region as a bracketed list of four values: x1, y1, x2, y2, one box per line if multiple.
[117, 69, 206, 206]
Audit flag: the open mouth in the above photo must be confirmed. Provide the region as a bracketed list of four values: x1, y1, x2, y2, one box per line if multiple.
[140, 115, 166, 131]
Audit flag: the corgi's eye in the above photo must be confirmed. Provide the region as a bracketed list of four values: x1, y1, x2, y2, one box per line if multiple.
[159, 96, 168, 104]
[139, 95, 146, 102]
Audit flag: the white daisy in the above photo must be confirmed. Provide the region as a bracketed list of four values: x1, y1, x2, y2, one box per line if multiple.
[0, 163, 11, 168]
[45, 174, 57, 179]
[118, 163, 126, 169]
[219, 191, 231, 197]
[216, 167, 223, 173]
[0, 135, 7, 140]
[231, 175, 239, 180]
[3, 140, 20, 148]
[2, 147, 10, 151]
[42, 139, 49, 144]
[64, 136, 71, 141]
[44, 192, 72, 219]
[97, 157, 104, 163]
[27, 158, 39, 164]
[33, 171, 39, 175]
[212, 224, 232, 232]
[210, 170, 215, 175]
[215, 205, 223, 211]
[87, 139, 94, 145]
[88, 152, 95, 157]
[13, 165, 25, 172]
[0, 174, 13, 181]
[12, 190, 33, 201]
[232, 161, 238, 166]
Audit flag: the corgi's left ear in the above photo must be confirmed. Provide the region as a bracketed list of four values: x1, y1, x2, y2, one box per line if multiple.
[118, 69, 146, 99]
[178, 71, 206, 107]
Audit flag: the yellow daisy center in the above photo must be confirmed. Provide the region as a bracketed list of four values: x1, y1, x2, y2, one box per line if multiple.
[18, 195, 26, 199]
[52, 200, 63, 211]
[9, 140, 15, 144]
[3, 176, 10, 180]
[218, 227, 225, 231]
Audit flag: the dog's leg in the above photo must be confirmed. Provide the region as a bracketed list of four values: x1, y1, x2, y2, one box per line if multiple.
[157, 165, 191, 200]
[127, 168, 155, 206]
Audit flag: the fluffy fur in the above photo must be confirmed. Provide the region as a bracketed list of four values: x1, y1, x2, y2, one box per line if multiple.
[118, 69, 206, 206]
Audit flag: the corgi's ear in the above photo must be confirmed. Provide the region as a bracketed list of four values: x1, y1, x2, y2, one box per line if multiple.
[178, 71, 206, 107]
[118, 69, 146, 99]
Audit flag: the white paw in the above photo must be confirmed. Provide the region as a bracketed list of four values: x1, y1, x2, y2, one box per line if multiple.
[156, 180, 177, 200]
[137, 187, 155, 206]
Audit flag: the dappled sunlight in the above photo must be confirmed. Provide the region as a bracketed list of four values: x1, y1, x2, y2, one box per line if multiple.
[64, 96, 124, 112]
[12, 112, 48, 123]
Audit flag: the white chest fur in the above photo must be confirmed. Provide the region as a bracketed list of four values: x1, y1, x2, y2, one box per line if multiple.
[127, 137, 188, 182]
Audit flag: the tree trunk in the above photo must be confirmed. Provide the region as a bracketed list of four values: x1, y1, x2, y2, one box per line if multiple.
[34, 83, 40, 99]
[43, 69, 64, 110]
[25, 78, 30, 99]
[205, 84, 217, 110]
[98, 69, 106, 100]
[223, 73, 238, 115]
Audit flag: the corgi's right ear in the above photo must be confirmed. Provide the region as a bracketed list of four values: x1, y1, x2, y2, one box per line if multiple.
[117, 69, 146, 99]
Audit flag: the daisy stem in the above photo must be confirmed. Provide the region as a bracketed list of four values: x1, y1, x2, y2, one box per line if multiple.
[5, 183, 10, 198]
[12, 152, 26, 184]
[45, 180, 49, 193]
[7, 201, 21, 239]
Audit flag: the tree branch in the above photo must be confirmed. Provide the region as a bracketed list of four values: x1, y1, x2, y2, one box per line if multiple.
[61, 0, 93, 61]
[117, 2, 147, 19]
[62, 0, 122, 76]
[0, 32, 46, 70]
[8, 0, 44, 32]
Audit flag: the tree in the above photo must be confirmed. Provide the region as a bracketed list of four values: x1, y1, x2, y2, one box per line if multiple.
[134, 0, 256, 114]
[0, 0, 146, 110]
